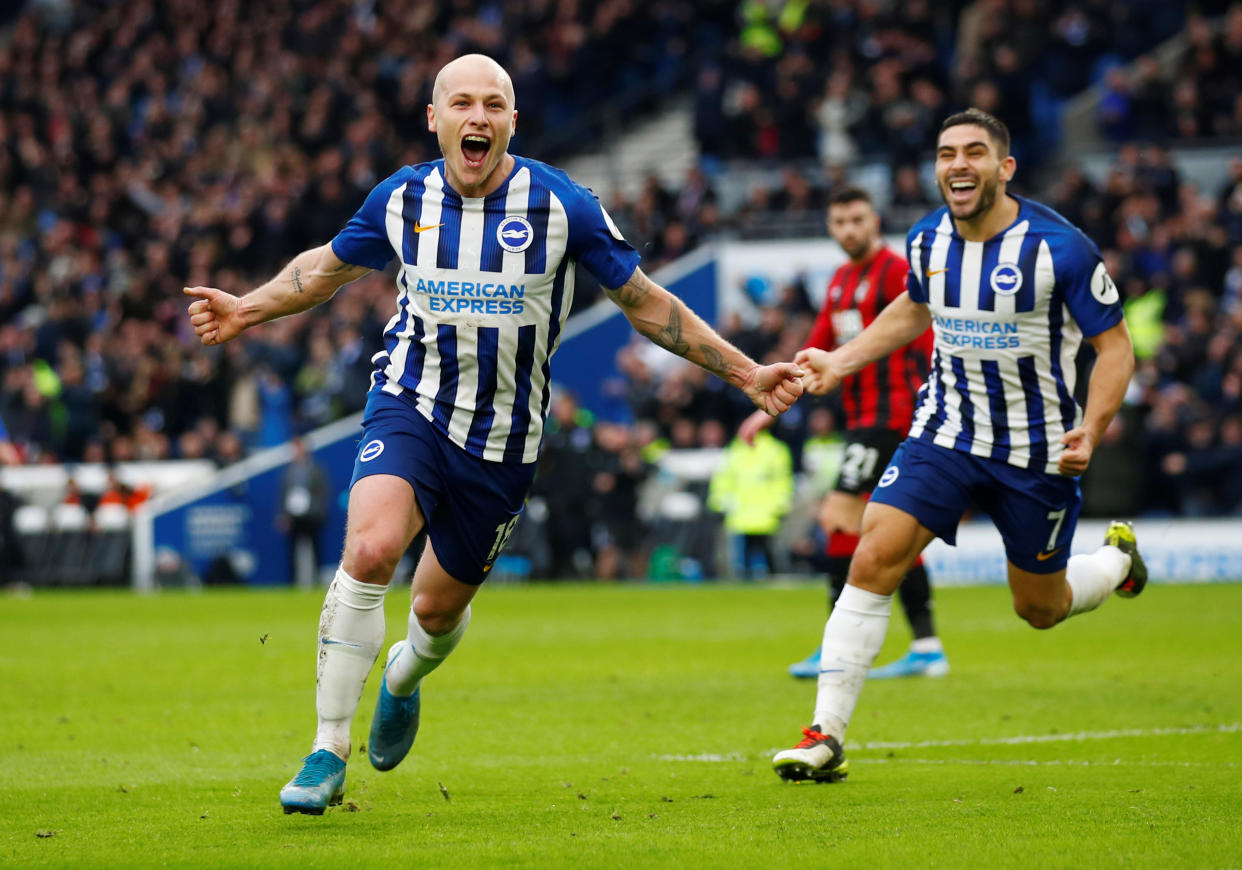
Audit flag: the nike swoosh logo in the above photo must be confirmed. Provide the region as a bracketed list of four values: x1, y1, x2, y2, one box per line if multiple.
[414, 223, 443, 233]
[320, 637, 362, 648]
[1035, 548, 1062, 561]
[818, 668, 844, 674]
[927, 268, 949, 277]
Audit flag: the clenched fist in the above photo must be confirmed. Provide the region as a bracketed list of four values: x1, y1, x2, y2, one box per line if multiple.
[184, 286, 246, 346]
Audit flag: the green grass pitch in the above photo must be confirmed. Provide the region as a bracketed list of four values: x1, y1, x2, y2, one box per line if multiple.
[2, 582, 1239, 868]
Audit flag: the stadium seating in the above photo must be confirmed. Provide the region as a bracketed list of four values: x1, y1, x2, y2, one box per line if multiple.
[1, 2, 1239, 585]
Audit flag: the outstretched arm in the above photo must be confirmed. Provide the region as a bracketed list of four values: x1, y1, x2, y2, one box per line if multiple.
[605, 267, 804, 416]
[185, 244, 371, 346]
[795, 291, 931, 394]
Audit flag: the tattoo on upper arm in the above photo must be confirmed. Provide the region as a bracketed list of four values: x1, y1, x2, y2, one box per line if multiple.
[292, 266, 305, 294]
[606, 273, 651, 309]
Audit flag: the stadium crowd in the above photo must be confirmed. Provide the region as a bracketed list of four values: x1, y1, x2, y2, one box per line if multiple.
[693, 0, 1192, 168]
[1, 1, 1240, 582]
[0, 0, 721, 465]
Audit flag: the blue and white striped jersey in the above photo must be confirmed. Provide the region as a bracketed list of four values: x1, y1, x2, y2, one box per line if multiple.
[904, 196, 1124, 475]
[330, 156, 640, 464]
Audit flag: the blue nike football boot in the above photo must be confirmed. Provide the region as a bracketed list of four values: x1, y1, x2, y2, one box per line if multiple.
[869, 648, 950, 679]
[368, 642, 422, 771]
[788, 647, 822, 679]
[280, 750, 346, 815]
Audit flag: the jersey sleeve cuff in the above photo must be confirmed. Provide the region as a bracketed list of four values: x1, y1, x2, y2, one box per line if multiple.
[1079, 305, 1125, 338]
[329, 235, 392, 272]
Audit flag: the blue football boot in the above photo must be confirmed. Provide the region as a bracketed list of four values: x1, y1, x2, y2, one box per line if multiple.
[788, 647, 822, 679]
[368, 642, 422, 771]
[279, 750, 346, 815]
[869, 648, 950, 679]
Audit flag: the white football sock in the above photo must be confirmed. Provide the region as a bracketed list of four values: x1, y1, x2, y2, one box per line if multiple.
[384, 605, 471, 696]
[813, 584, 893, 739]
[910, 635, 943, 654]
[1066, 546, 1130, 617]
[311, 567, 387, 760]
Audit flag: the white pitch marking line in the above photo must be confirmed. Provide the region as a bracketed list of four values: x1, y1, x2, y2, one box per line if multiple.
[656, 753, 747, 763]
[867, 757, 1240, 769]
[654, 723, 1242, 763]
[851, 722, 1242, 751]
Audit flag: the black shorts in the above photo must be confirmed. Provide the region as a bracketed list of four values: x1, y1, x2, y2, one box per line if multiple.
[833, 428, 906, 495]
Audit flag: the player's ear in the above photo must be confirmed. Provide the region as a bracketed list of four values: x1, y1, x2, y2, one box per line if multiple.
[511, 109, 517, 136]
[427, 103, 437, 133]
[1000, 154, 1016, 183]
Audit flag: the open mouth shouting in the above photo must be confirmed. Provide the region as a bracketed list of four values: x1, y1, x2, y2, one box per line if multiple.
[461, 134, 491, 171]
[946, 175, 978, 207]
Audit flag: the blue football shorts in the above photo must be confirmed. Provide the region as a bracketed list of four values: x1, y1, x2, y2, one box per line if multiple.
[869, 437, 1081, 574]
[349, 390, 538, 585]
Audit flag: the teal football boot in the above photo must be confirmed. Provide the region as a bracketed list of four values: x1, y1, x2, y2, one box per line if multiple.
[368, 642, 422, 771]
[280, 750, 346, 815]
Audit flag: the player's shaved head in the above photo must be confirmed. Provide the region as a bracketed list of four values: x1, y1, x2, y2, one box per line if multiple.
[432, 54, 515, 108]
[426, 53, 518, 197]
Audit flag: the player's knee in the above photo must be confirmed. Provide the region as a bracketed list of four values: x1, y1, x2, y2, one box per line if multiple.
[412, 596, 465, 636]
[343, 533, 402, 582]
[1013, 600, 1061, 630]
[846, 542, 901, 594]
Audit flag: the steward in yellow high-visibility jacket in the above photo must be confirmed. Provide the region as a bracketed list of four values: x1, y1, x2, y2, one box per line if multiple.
[708, 430, 794, 535]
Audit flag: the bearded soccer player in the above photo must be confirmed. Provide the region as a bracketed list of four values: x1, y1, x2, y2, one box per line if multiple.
[186, 55, 805, 814]
[739, 185, 947, 680]
[772, 109, 1146, 783]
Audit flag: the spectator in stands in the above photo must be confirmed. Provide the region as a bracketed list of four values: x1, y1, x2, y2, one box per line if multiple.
[886, 164, 937, 232]
[213, 430, 246, 469]
[813, 71, 863, 167]
[1223, 245, 1242, 316]
[1128, 55, 1172, 140]
[1098, 67, 1135, 143]
[1220, 158, 1242, 243]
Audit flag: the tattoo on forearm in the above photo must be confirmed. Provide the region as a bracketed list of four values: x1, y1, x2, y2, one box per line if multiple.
[653, 303, 691, 357]
[292, 266, 305, 294]
[328, 261, 360, 275]
[698, 344, 730, 378]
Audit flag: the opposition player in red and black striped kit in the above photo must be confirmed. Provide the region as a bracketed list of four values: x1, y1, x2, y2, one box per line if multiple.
[741, 185, 948, 679]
